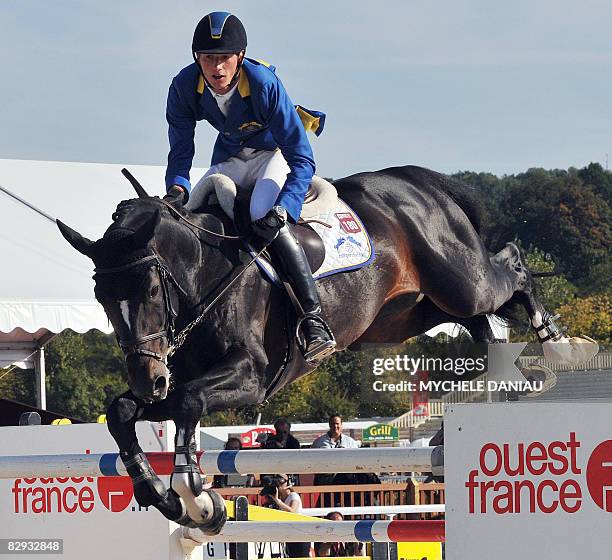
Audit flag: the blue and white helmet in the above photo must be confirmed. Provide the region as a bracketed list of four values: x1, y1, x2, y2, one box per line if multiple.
[192, 12, 247, 55]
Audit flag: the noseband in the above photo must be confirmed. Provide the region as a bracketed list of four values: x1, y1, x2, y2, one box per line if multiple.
[94, 254, 188, 363]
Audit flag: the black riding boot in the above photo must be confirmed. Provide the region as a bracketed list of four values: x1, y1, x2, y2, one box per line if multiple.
[271, 223, 336, 363]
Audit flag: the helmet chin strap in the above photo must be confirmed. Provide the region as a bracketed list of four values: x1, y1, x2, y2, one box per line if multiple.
[227, 51, 245, 90]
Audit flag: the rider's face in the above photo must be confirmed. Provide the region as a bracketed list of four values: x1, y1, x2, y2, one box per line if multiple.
[197, 52, 242, 94]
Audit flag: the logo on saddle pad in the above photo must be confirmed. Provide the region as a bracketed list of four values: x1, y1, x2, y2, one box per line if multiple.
[335, 236, 365, 258]
[335, 212, 362, 234]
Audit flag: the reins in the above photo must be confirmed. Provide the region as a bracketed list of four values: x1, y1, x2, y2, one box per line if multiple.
[158, 198, 246, 240]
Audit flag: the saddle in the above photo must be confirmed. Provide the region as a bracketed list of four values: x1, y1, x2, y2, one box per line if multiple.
[186, 174, 374, 282]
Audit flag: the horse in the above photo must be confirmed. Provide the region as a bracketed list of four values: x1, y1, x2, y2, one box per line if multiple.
[57, 165, 597, 533]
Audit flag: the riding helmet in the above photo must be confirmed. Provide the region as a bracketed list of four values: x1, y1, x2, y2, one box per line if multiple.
[192, 12, 247, 54]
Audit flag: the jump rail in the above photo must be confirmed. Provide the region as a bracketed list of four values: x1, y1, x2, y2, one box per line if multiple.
[185, 520, 445, 543]
[0, 446, 444, 479]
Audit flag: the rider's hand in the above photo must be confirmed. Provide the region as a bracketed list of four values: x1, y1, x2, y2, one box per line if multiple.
[163, 185, 188, 206]
[251, 206, 288, 246]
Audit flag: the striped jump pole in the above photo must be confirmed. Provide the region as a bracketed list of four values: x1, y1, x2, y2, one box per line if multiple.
[185, 520, 445, 543]
[0, 446, 444, 479]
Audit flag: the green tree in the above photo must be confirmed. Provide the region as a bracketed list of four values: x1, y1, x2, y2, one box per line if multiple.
[525, 246, 577, 311]
[557, 294, 612, 345]
[0, 366, 36, 405]
[45, 330, 127, 421]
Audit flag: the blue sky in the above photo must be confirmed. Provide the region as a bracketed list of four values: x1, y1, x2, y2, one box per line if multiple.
[1, 0, 611, 183]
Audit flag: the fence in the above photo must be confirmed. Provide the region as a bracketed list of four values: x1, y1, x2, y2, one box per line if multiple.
[217, 481, 445, 520]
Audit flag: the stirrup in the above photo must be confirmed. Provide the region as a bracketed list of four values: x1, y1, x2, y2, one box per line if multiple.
[296, 313, 336, 364]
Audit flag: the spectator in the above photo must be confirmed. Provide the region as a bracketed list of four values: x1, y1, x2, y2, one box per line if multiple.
[311, 414, 360, 449]
[213, 437, 254, 488]
[311, 415, 380, 506]
[312, 414, 359, 505]
[315, 511, 364, 557]
[263, 418, 301, 485]
[260, 474, 310, 558]
[264, 418, 301, 449]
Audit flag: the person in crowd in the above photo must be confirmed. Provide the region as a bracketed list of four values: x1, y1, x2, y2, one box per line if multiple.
[213, 437, 254, 488]
[315, 511, 364, 557]
[264, 417, 301, 449]
[311, 414, 381, 507]
[312, 413, 359, 484]
[260, 474, 310, 558]
[311, 414, 360, 449]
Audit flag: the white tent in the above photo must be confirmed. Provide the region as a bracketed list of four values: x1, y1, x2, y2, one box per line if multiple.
[0, 159, 205, 406]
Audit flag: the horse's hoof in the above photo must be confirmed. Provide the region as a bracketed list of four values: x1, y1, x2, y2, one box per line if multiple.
[194, 489, 227, 536]
[523, 364, 558, 397]
[174, 512, 200, 529]
[158, 489, 199, 527]
[543, 335, 599, 365]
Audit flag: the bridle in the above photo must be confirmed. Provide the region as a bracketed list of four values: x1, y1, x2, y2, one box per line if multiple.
[94, 254, 188, 363]
[94, 216, 266, 365]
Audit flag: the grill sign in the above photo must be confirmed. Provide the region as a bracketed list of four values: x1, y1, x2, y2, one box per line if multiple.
[362, 423, 399, 442]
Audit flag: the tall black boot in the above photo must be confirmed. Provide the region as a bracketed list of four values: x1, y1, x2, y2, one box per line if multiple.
[271, 223, 336, 363]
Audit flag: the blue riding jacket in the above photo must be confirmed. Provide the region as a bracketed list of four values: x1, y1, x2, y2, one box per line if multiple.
[165, 58, 325, 222]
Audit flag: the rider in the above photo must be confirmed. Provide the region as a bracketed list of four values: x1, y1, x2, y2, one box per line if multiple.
[164, 11, 335, 363]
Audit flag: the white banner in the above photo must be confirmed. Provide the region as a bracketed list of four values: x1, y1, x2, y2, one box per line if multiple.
[445, 402, 612, 559]
[0, 422, 201, 560]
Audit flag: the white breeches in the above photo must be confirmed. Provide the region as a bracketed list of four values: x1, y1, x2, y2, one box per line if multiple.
[194, 149, 290, 221]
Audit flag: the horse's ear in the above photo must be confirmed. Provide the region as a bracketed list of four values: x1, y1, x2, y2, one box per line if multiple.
[131, 210, 161, 247]
[56, 220, 95, 258]
[121, 168, 150, 198]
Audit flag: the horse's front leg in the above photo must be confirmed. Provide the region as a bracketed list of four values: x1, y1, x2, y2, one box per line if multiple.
[106, 391, 194, 526]
[169, 395, 226, 533]
[170, 345, 265, 532]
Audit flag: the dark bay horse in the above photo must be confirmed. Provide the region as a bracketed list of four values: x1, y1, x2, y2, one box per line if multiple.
[57, 165, 596, 532]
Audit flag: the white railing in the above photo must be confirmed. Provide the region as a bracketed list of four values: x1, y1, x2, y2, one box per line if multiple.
[389, 400, 444, 431]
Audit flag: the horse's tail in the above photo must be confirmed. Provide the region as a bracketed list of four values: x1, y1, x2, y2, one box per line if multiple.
[398, 166, 484, 234]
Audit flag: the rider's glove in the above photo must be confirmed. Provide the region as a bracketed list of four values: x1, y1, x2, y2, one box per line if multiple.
[163, 185, 188, 206]
[251, 206, 288, 246]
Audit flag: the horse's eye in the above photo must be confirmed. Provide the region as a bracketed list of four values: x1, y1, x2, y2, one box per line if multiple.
[150, 285, 160, 298]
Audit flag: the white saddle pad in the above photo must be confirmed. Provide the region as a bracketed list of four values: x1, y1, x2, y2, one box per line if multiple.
[253, 198, 374, 283]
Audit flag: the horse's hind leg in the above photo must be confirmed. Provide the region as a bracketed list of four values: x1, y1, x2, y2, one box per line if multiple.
[478, 243, 597, 365]
[424, 242, 528, 319]
[511, 265, 599, 365]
